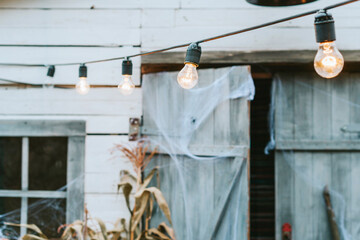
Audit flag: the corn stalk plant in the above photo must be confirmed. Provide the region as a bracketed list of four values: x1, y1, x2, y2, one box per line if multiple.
[5, 216, 128, 240]
[4, 141, 175, 240]
[113, 141, 175, 240]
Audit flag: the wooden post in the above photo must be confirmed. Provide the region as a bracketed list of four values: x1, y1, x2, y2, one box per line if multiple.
[323, 186, 340, 240]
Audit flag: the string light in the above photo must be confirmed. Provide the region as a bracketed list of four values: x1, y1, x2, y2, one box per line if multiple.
[118, 59, 135, 96]
[177, 43, 201, 89]
[314, 10, 344, 79]
[76, 64, 90, 95]
[0, 0, 356, 89]
[43, 65, 55, 88]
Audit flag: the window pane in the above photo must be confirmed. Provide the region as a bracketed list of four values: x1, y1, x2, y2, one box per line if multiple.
[27, 198, 66, 239]
[0, 137, 22, 190]
[0, 197, 21, 238]
[0, 197, 21, 216]
[29, 137, 67, 191]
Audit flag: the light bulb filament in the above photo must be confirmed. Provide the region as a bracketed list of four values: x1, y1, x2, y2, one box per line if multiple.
[321, 56, 337, 68]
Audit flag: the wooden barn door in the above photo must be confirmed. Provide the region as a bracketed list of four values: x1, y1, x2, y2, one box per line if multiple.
[275, 72, 360, 240]
[142, 66, 251, 240]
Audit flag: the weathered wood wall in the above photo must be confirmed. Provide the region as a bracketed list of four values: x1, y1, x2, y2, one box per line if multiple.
[275, 72, 360, 240]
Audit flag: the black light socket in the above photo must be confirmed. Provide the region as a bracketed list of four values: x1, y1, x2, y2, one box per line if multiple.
[185, 43, 201, 67]
[122, 59, 133, 75]
[314, 10, 336, 43]
[47, 65, 55, 77]
[79, 64, 87, 78]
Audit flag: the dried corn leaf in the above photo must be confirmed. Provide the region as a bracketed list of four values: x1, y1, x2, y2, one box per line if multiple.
[157, 223, 176, 240]
[71, 224, 84, 240]
[131, 191, 151, 232]
[135, 231, 146, 240]
[111, 218, 127, 234]
[4, 223, 47, 239]
[94, 218, 108, 240]
[134, 224, 141, 238]
[120, 170, 137, 183]
[21, 234, 48, 240]
[61, 221, 76, 239]
[140, 168, 158, 192]
[118, 181, 133, 214]
[146, 187, 172, 226]
[25, 235, 47, 240]
[87, 226, 97, 239]
[134, 187, 172, 227]
[148, 228, 171, 240]
[109, 231, 121, 240]
[108, 220, 128, 240]
[146, 196, 154, 222]
[61, 221, 85, 240]
[93, 231, 108, 240]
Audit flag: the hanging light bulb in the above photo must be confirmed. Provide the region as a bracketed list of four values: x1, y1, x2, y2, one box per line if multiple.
[177, 42, 201, 89]
[314, 42, 344, 78]
[44, 65, 55, 88]
[76, 64, 90, 95]
[118, 59, 135, 95]
[118, 75, 135, 95]
[314, 10, 344, 79]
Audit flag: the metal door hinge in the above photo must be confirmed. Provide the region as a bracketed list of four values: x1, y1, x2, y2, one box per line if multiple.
[129, 118, 141, 141]
[341, 124, 360, 133]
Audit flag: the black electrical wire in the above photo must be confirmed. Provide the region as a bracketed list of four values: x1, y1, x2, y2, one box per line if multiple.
[0, 0, 358, 68]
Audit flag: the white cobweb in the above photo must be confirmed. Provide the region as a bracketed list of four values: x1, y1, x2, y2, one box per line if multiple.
[265, 73, 359, 240]
[0, 176, 84, 239]
[142, 66, 255, 240]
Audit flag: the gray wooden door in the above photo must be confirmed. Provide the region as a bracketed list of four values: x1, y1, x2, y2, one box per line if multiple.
[142, 66, 252, 240]
[274, 72, 360, 240]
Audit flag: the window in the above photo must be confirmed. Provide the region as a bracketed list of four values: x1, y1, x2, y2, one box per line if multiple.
[0, 120, 85, 238]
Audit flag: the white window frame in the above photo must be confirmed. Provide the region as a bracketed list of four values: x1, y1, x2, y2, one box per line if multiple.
[0, 120, 85, 235]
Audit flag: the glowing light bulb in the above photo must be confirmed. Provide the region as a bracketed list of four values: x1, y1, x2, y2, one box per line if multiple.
[177, 63, 199, 89]
[118, 75, 135, 95]
[76, 77, 90, 95]
[314, 41, 344, 79]
[177, 42, 201, 89]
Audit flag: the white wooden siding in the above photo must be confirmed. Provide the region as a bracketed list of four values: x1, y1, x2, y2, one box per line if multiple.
[0, 0, 180, 9]
[140, 3, 360, 51]
[0, 9, 141, 46]
[85, 136, 135, 194]
[85, 136, 135, 224]
[0, 88, 141, 115]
